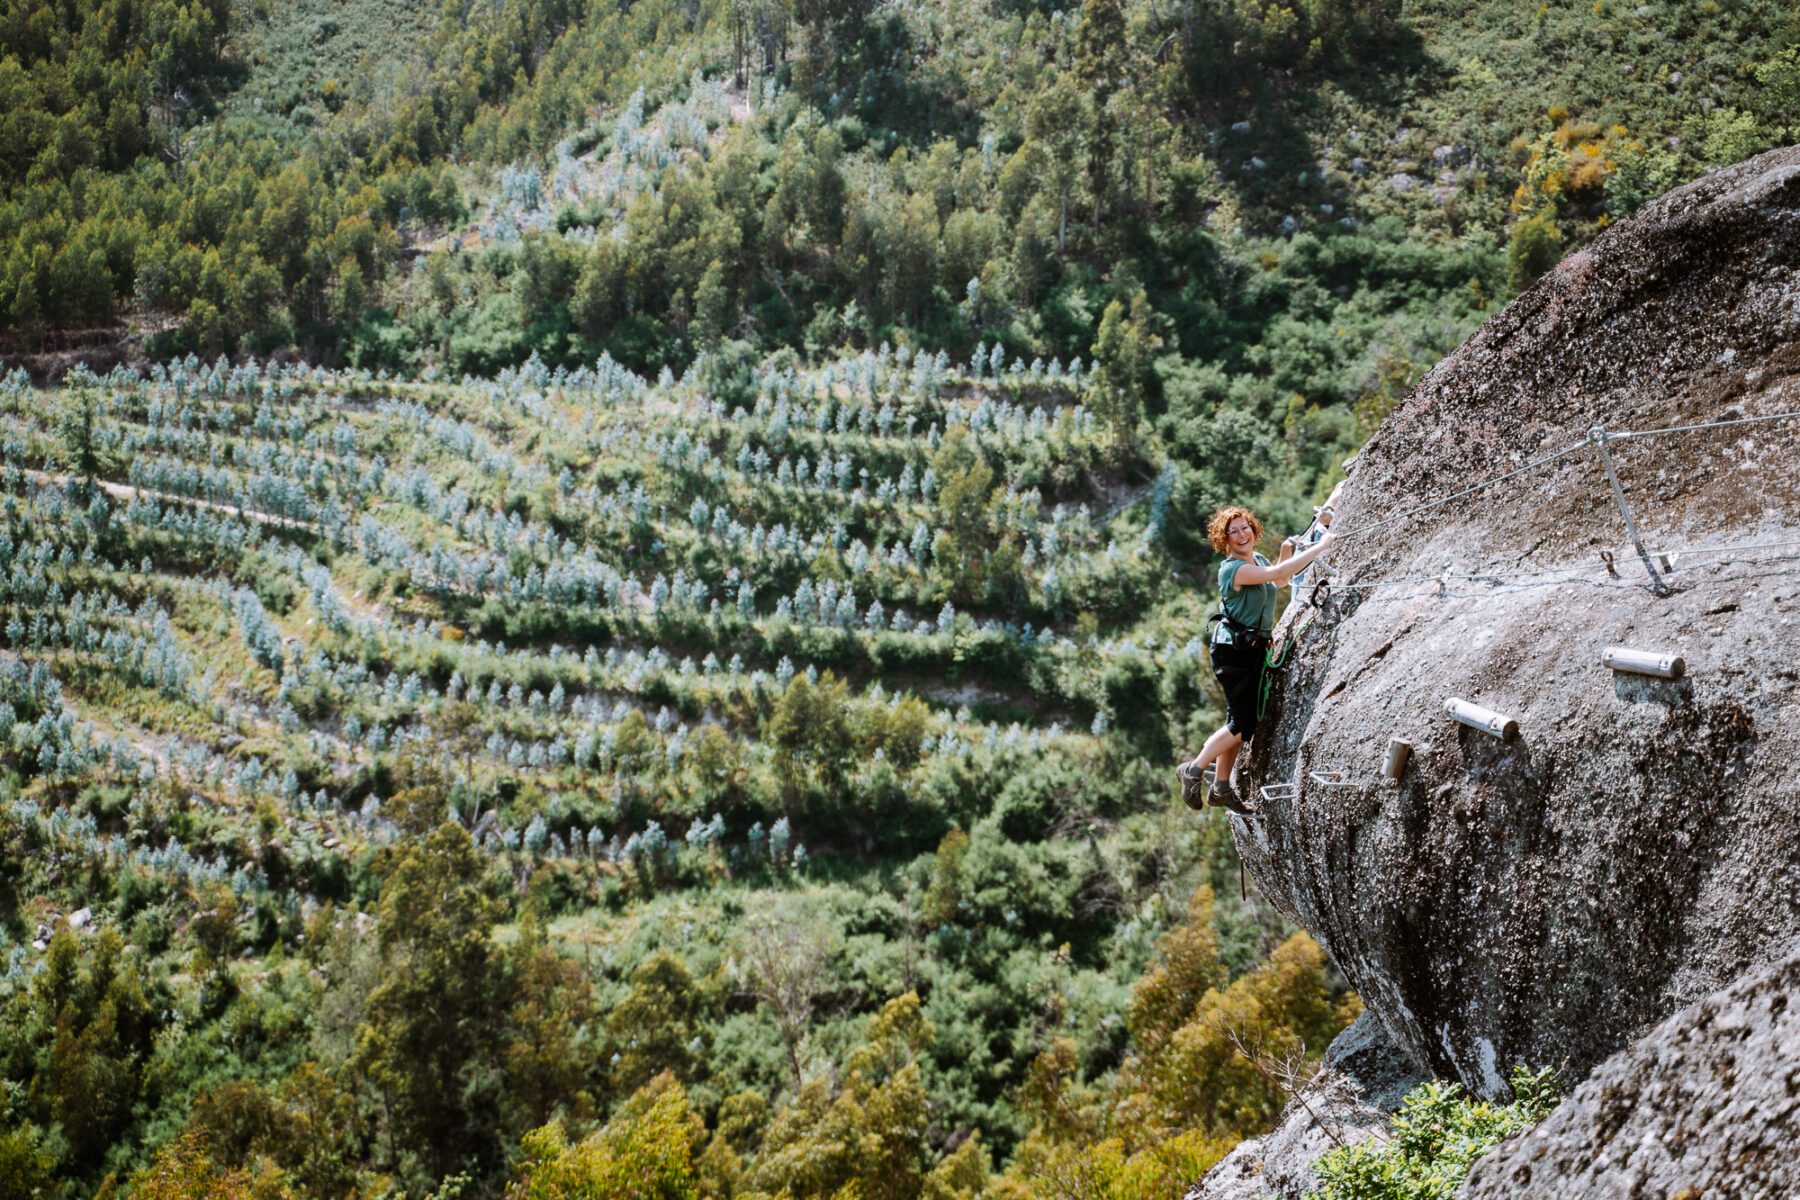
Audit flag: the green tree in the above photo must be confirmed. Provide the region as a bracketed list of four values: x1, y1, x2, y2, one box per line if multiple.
[1024, 72, 1093, 256]
[768, 671, 853, 801]
[126, 1132, 273, 1200]
[605, 951, 707, 1096]
[931, 428, 996, 600]
[508, 1073, 703, 1200]
[693, 259, 732, 346]
[352, 823, 508, 1187]
[749, 993, 937, 1200]
[1138, 932, 1356, 1137]
[1074, 0, 1128, 233]
[921, 827, 970, 926]
[185, 1064, 364, 1199]
[795, 0, 876, 92]
[54, 389, 99, 479]
[2, 929, 161, 1173]
[1088, 289, 1162, 457]
[856, 692, 931, 770]
[0, 1124, 55, 1200]
[187, 882, 242, 1016]
[506, 920, 602, 1131]
[875, 191, 941, 327]
[1125, 885, 1227, 1060]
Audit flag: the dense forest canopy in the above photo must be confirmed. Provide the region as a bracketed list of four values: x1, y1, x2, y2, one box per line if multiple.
[6, 0, 1795, 369]
[2, 0, 1799, 1197]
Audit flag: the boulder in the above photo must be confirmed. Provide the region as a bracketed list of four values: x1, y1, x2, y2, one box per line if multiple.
[1459, 946, 1800, 1199]
[1235, 145, 1800, 1094]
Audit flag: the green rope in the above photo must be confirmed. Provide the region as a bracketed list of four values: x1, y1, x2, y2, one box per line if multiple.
[1257, 641, 1284, 721]
[1266, 637, 1294, 672]
[1256, 582, 1330, 720]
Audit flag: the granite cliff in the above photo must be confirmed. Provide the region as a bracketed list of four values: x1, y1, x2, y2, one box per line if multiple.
[1193, 145, 1800, 1197]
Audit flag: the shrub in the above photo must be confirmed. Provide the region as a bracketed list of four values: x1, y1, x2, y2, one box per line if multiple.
[1506, 208, 1563, 291]
[126, 1132, 276, 1200]
[1605, 139, 1680, 218]
[1695, 107, 1768, 168]
[1307, 1066, 1561, 1200]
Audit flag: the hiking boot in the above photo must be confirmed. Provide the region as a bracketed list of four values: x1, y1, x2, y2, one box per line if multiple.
[1176, 759, 1208, 811]
[1212, 779, 1257, 817]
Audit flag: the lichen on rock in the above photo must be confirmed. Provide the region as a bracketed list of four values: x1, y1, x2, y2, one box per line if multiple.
[1459, 944, 1800, 1199]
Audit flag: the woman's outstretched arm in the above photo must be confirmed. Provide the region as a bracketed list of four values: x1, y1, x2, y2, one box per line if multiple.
[1231, 532, 1334, 587]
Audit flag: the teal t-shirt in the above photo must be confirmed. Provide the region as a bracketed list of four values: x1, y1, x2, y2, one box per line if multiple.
[1215, 553, 1276, 643]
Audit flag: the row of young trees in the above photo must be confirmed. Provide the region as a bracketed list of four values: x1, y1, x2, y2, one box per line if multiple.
[2, 357, 1213, 864]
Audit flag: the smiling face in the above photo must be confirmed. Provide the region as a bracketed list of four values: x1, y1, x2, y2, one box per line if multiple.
[1206, 505, 1264, 554]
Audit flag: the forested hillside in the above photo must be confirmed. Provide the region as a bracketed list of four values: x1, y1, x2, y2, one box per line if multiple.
[1, 353, 1350, 1196]
[7, 0, 1799, 529]
[2, 0, 1797, 1196]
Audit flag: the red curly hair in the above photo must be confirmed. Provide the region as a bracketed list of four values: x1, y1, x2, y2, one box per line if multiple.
[1206, 505, 1263, 554]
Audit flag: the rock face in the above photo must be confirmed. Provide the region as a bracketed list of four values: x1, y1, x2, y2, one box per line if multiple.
[1459, 945, 1800, 1200]
[1235, 145, 1800, 1096]
[1187, 1012, 1424, 1200]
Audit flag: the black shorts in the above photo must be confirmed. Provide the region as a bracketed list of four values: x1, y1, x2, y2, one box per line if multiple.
[1210, 637, 1267, 737]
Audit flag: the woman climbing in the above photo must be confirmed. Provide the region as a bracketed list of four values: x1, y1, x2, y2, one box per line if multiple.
[1177, 505, 1335, 815]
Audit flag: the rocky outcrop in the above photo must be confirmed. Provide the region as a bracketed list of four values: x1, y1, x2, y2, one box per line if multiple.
[1459, 945, 1800, 1200]
[1186, 1012, 1424, 1200]
[1234, 145, 1800, 1095]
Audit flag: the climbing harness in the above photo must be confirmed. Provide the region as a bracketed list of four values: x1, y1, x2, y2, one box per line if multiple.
[1206, 607, 1268, 647]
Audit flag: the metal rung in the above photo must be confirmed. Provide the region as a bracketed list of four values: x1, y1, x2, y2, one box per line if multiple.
[1259, 782, 1299, 803]
[1308, 770, 1359, 789]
